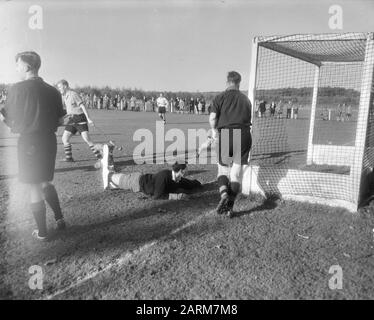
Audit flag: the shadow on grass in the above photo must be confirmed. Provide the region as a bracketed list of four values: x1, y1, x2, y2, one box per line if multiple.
[55, 164, 97, 173]
[233, 193, 281, 218]
[48, 182, 219, 245]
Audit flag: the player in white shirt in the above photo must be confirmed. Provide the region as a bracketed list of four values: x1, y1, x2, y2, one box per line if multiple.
[156, 93, 168, 124]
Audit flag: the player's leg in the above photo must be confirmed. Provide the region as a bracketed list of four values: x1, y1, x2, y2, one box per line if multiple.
[42, 181, 65, 230]
[17, 134, 48, 240]
[227, 127, 252, 218]
[215, 128, 232, 214]
[29, 183, 49, 240]
[40, 133, 65, 230]
[77, 115, 102, 161]
[62, 129, 74, 161]
[216, 164, 230, 214]
[81, 130, 102, 160]
[101, 144, 140, 191]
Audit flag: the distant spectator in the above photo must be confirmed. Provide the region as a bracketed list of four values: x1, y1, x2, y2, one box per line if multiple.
[189, 98, 194, 114]
[346, 104, 352, 121]
[170, 98, 175, 113]
[276, 100, 283, 119]
[198, 99, 203, 115]
[103, 94, 109, 110]
[111, 96, 117, 110]
[145, 97, 152, 112]
[270, 101, 276, 117]
[175, 97, 180, 112]
[337, 104, 343, 121]
[194, 98, 199, 114]
[259, 100, 266, 118]
[293, 106, 299, 120]
[151, 97, 156, 112]
[286, 101, 292, 119]
[130, 96, 136, 111]
[341, 103, 347, 122]
[99, 95, 103, 110]
[179, 98, 185, 113]
[93, 94, 98, 109]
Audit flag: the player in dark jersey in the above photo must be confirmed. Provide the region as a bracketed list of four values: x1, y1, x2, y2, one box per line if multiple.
[100, 145, 201, 199]
[209, 71, 252, 218]
[0, 51, 66, 241]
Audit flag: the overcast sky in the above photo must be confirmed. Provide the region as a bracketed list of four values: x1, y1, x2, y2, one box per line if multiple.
[0, 0, 373, 92]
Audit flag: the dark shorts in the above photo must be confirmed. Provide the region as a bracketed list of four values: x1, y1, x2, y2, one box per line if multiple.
[218, 126, 252, 166]
[158, 106, 166, 114]
[17, 133, 57, 184]
[65, 113, 89, 135]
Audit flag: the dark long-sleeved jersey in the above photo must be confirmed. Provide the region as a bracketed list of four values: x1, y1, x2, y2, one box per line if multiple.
[139, 169, 201, 199]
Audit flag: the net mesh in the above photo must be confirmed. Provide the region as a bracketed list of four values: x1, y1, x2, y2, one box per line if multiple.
[249, 33, 373, 208]
[361, 81, 374, 203]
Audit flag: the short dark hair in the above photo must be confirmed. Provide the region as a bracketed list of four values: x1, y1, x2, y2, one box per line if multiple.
[227, 71, 241, 85]
[15, 51, 41, 72]
[172, 162, 187, 172]
[57, 79, 69, 87]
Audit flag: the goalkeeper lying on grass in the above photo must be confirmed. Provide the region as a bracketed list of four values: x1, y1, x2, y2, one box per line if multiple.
[100, 144, 202, 200]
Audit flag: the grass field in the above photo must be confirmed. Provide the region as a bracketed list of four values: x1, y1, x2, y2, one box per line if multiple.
[0, 110, 373, 300]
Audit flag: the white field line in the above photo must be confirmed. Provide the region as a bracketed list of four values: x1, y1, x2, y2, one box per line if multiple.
[44, 181, 217, 300]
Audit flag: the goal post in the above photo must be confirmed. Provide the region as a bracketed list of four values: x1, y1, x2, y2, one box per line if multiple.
[242, 32, 374, 212]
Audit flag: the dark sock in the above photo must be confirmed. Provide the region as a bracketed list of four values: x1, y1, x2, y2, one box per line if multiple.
[230, 182, 241, 200]
[64, 144, 73, 160]
[30, 201, 47, 237]
[43, 184, 63, 221]
[217, 175, 230, 198]
[89, 144, 102, 159]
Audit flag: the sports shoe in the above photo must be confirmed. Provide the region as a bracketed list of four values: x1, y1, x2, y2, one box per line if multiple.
[60, 158, 74, 162]
[56, 219, 66, 231]
[226, 199, 235, 218]
[101, 144, 111, 190]
[216, 193, 229, 215]
[163, 120, 166, 125]
[32, 229, 48, 241]
[94, 159, 101, 169]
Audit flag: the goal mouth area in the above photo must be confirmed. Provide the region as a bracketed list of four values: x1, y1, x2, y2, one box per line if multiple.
[256, 33, 369, 65]
[246, 32, 374, 212]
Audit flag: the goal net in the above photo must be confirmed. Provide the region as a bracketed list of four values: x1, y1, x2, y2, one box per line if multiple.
[242, 33, 374, 211]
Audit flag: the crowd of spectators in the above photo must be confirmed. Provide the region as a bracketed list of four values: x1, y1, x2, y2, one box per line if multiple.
[74, 92, 212, 114]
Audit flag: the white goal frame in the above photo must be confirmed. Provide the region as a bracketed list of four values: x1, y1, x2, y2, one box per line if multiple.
[242, 32, 374, 212]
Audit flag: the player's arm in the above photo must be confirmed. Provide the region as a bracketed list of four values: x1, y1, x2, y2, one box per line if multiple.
[0, 107, 9, 126]
[80, 104, 94, 125]
[56, 92, 67, 126]
[209, 112, 218, 140]
[209, 95, 221, 139]
[1, 87, 16, 129]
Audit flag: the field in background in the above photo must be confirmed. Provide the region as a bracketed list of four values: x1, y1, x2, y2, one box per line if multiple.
[0, 110, 373, 300]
